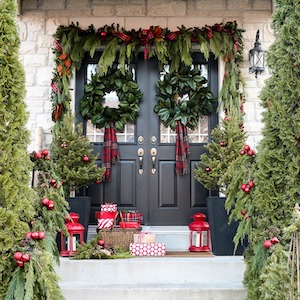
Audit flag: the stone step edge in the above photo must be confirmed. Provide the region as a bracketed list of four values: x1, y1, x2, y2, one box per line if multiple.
[59, 282, 246, 290]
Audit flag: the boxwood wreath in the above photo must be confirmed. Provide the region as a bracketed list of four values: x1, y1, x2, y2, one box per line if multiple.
[50, 21, 246, 124]
[79, 67, 143, 131]
[154, 66, 216, 130]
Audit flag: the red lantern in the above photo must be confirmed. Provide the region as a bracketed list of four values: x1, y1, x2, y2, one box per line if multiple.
[188, 213, 211, 252]
[60, 213, 85, 257]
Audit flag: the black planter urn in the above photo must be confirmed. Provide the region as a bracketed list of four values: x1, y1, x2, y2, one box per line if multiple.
[207, 196, 246, 256]
[66, 196, 91, 242]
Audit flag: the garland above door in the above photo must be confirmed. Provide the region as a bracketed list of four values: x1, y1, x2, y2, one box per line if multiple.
[50, 21, 246, 124]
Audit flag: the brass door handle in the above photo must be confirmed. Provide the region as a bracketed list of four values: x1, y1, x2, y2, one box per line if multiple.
[137, 148, 144, 174]
[150, 148, 157, 174]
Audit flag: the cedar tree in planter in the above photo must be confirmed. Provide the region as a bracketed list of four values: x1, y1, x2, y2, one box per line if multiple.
[194, 113, 247, 255]
[50, 112, 105, 240]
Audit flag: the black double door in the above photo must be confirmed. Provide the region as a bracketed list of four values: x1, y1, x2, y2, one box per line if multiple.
[76, 52, 218, 225]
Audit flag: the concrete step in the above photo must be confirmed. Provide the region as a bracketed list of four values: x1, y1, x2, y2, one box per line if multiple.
[55, 256, 247, 300]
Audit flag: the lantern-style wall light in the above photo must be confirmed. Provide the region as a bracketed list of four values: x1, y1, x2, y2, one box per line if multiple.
[249, 30, 265, 78]
[188, 213, 211, 252]
[60, 212, 85, 257]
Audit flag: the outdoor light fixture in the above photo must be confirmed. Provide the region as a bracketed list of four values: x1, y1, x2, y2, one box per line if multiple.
[249, 30, 265, 78]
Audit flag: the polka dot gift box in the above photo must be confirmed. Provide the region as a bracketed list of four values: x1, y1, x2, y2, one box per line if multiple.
[129, 243, 166, 256]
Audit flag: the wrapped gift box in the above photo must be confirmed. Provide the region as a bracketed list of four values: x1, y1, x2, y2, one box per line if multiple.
[121, 211, 143, 223]
[129, 243, 166, 256]
[133, 232, 156, 244]
[119, 221, 141, 229]
[97, 211, 117, 229]
[101, 203, 117, 212]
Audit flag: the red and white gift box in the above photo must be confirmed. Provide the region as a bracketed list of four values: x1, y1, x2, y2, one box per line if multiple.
[129, 243, 166, 256]
[121, 211, 143, 223]
[97, 212, 117, 229]
[101, 203, 117, 212]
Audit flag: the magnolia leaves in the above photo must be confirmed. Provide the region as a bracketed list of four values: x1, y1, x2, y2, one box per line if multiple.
[154, 66, 216, 130]
[80, 68, 143, 131]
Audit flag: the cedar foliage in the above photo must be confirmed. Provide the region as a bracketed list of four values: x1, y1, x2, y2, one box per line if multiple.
[0, 1, 66, 298]
[0, 0, 36, 296]
[229, 0, 300, 298]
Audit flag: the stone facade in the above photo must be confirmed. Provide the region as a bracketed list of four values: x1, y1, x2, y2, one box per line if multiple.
[17, 0, 274, 151]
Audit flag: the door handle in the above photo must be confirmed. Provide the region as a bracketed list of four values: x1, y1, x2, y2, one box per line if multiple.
[150, 148, 157, 174]
[137, 148, 144, 174]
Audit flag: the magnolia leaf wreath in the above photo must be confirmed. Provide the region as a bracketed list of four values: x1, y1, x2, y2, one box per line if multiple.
[80, 67, 143, 131]
[154, 67, 216, 131]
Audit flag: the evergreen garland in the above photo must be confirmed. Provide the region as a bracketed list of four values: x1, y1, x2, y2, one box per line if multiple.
[80, 67, 143, 131]
[51, 21, 245, 123]
[154, 66, 216, 130]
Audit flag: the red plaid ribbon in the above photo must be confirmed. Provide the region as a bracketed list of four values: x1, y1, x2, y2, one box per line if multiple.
[114, 30, 130, 42]
[166, 31, 179, 41]
[175, 121, 190, 175]
[140, 28, 155, 60]
[101, 123, 119, 181]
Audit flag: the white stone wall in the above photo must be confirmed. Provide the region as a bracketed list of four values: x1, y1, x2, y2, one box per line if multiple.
[17, 0, 274, 151]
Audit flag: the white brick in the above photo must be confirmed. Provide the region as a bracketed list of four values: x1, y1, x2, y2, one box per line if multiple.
[20, 41, 37, 54]
[36, 68, 53, 86]
[125, 17, 167, 30]
[17, 21, 28, 41]
[228, 0, 251, 10]
[253, 0, 272, 11]
[46, 18, 69, 35]
[147, 0, 186, 17]
[39, 0, 65, 10]
[243, 101, 255, 122]
[25, 73, 36, 86]
[67, 0, 90, 8]
[92, 6, 114, 17]
[243, 11, 272, 23]
[194, 0, 226, 10]
[24, 54, 48, 67]
[116, 5, 146, 16]
[26, 86, 49, 98]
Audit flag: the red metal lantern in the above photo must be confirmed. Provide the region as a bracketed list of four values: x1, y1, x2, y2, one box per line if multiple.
[188, 213, 211, 252]
[60, 213, 85, 257]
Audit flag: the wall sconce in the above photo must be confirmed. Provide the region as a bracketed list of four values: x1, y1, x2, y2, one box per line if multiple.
[249, 30, 265, 78]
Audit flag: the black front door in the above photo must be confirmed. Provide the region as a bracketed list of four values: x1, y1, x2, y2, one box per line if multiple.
[76, 52, 218, 226]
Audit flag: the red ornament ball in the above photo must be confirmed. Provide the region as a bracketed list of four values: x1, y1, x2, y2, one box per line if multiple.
[241, 184, 247, 191]
[35, 152, 42, 159]
[244, 145, 251, 151]
[263, 240, 273, 249]
[96, 179, 102, 185]
[14, 252, 23, 261]
[219, 141, 226, 147]
[41, 197, 50, 206]
[31, 232, 39, 240]
[271, 237, 279, 244]
[47, 200, 55, 210]
[61, 142, 67, 148]
[248, 180, 255, 188]
[247, 149, 255, 156]
[21, 253, 30, 262]
[82, 155, 89, 163]
[26, 232, 32, 239]
[241, 210, 247, 216]
[205, 167, 211, 172]
[17, 260, 24, 267]
[41, 149, 49, 157]
[98, 239, 105, 246]
[240, 149, 246, 155]
[38, 231, 46, 240]
[100, 31, 107, 37]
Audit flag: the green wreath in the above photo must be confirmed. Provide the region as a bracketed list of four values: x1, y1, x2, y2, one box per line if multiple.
[80, 67, 143, 131]
[154, 67, 217, 130]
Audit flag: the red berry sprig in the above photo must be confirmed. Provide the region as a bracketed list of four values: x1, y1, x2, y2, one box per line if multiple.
[13, 252, 30, 267]
[240, 180, 255, 193]
[240, 145, 255, 156]
[263, 237, 280, 249]
[41, 197, 55, 210]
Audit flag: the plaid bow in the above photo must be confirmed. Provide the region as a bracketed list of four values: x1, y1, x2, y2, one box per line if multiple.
[101, 123, 119, 181]
[175, 121, 190, 175]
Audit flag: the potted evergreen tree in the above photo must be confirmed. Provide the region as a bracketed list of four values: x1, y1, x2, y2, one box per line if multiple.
[50, 112, 105, 240]
[194, 112, 247, 255]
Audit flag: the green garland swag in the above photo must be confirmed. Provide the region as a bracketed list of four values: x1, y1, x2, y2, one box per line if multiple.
[154, 67, 216, 130]
[51, 21, 246, 124]
[80, 67, 143, 131]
